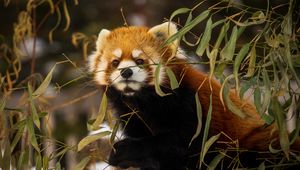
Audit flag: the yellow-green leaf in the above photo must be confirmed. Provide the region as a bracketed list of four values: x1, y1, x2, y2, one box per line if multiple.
[77, 131, 111, 151]
[220, 25, 238, 61]
[221, 77, 247, 118]
[28, 84, 40, 129]
[189, 93, 202, 147]
[196, 17, 212, 56]
[169, 7, 191, 23]
[74, 156, 91, 170]
[32, 64, 56, 98]
[201, 133, 221, 166]
[166, 67, 179, 90]
[245, 45, 256, 77]
[154, 63, 170, 96]
[91, 92, 108, 130]
[233, 43, 250, 92]
[164, 10, 210, 46]
[26, 118, 40, 152]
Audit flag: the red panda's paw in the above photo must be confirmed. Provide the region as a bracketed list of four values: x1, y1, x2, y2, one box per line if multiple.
[108, 138, 159, 169]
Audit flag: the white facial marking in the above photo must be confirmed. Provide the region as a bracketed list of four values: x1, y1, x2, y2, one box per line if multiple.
[132, 49, 143, 58]
[112, 48, 122, 58]
[109, 60, 147, 93]
[95, 58, 108, 85]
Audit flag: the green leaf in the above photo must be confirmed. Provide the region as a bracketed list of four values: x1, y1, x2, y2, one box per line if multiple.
[189, 93, 202, 147]
[154, 63, 170, 96]
[271, 97, 290, 158]
[42, 156, 49, 170]
[11, 122, 25, 153]
[74, 156, 91, 170]
[55, 162, 61, 170]
[32, 64, 56, 98]
[208, 151, 226, 170]
[209, 48, 218, 79]
[164, 10, 210, 46]
[200, 133, 221, 167]
[2, 138, 11, 170]
[35, 154, 42, 170]
[254, 87, 262, 113]
[220, 25, 238, 61]
[245, 45, 256, 77]
[169, 7, 191, 23]
[199, 94, 213, 169]
[26, 118, 40, 152]
[166, 67, 179, 90]
[91, 92, 108, 130]
[110, 121, 120, 145]
[28, 84, 40, 129]
[77, 131, 111, 151]
[258, 161, 265, 170]
[221, 77, 247, 118]
[260, 69, 271, 114]
[233, 43, 250, 91]
[214, 22, 229, 50]
[196, 17, 212, 56]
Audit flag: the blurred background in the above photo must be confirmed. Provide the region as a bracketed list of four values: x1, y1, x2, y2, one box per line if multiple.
[0, 0, 298, 169]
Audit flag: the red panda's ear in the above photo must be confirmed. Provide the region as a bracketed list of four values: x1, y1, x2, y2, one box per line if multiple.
[148, 22, 179, 57]
[96, 29, 111, 52]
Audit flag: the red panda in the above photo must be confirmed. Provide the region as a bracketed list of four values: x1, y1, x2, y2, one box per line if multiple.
[88, 22, 300, 169]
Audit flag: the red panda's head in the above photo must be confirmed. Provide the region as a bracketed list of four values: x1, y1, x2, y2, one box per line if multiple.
[89, 22, 184, 95]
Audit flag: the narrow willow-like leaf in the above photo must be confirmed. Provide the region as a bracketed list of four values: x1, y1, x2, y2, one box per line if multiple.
[200, 133, 221, 167]
[35, 154, 42, 170]
[26, 118, 40, 152]
[221, 78, 247, 118]
[42, 156, 49, 170]
[254, 87, 262, 113]
[62, 0, 71, 31]
[199, 94, 213, 169]
[196, 17, 212, 56]
[74, 156, 91, 170]
[91, 92, 108, 130]
[269, 139, 281, 154]
[28, 84, 40, 129]
[260, 70, 271, 114]
[233, 43, 250, 92]
[239, 77, 256, 99]
[214, 22, 229, 50]
[209, 49, 218, 79]
[169, 7, 191, 23]
[220, 25, 238, 61]
[10, 122, 25, 153]
[47, 0, 54, 14]
[189, 93, 202, 147]
[17, 150, 29, 170]
[208, 151, 226, 169]
[271, 97, 290, 158]
[258, 162, 265, 170]
[32, 64, 56, 98]
[55, 162, 61, 170]
[77, 131, 111, 151]
[245, 45, 256, 77]
[110, 121, 120, 145]
[261, 113, 274, 125]
[164, 10, 210, 46]
[166, 67, 179, 90]
[49, 6, 61, 43]
[154, 63, 170, 96]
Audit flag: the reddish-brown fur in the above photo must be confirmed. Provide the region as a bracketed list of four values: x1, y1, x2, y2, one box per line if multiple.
[170, 61, 300, 151]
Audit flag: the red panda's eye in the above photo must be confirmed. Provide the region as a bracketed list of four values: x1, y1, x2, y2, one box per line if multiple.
[135, 59, 144, 65]
[112, 59, 120, 67]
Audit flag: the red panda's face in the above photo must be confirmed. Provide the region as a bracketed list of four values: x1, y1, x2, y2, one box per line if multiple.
[89, 22, 180, 96]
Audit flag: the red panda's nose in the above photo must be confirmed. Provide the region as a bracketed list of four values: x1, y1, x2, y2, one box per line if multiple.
[120, 68, 133, 79]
